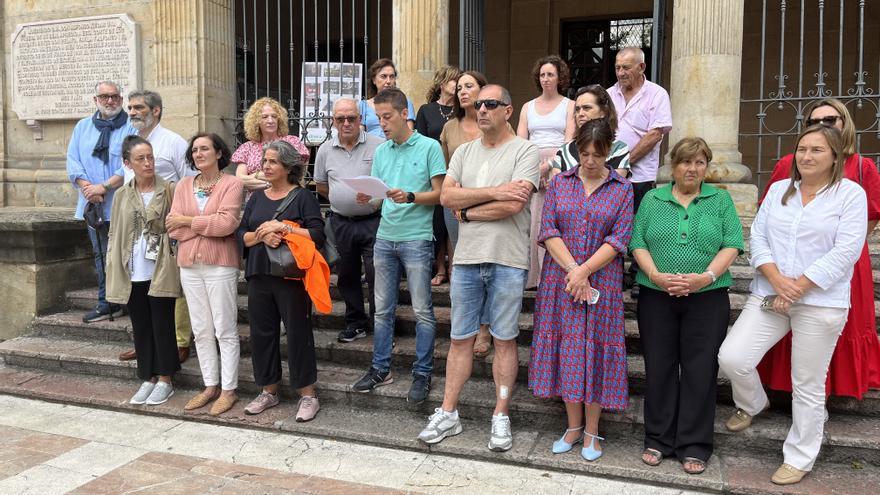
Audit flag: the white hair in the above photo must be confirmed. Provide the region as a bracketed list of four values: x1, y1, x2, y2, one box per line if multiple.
[333, 97, 360, 115]
[617, 47, 645, 64]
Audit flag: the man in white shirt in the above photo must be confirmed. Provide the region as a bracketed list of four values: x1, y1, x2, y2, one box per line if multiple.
[118, 90, 196, 364]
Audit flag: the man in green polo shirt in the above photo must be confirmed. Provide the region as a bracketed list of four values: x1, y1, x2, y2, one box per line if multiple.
[350, 88, 446, 404]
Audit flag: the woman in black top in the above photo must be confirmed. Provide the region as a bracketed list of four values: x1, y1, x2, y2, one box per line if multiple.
[236, 140, 325, 421]
[416, 65, 461, 286]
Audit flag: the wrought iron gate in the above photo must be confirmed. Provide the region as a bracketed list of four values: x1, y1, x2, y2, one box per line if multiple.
[233, 0, 392, 147]
[459, 0, 485, 72]
[739, 0, 880, 191]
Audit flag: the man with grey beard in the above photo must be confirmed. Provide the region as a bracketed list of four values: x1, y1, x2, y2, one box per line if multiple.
[117, 89, 195, 364]
[66, 80, 136, 323]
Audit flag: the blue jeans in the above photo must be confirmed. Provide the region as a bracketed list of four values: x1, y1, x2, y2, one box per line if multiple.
[87, 224, 114, 312]
[450, 263, 527, 341]
[372, 239, 436, 378]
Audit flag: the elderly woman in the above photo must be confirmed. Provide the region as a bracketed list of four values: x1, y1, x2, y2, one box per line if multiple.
[517, 55, 576, 289]
[719, 125, 866, 485]
[359, 58, 416, 138]
[417, 65, 462, 287]
[757, 98, 880, 400]
[236, 140, 326, 421]
[168, 133, 243, 416]
[233, 97, 310, 193]
[630, 137, 744, 475]
[106, 136, 180, 406]
[551, 84, 630, 176]
[528, 119, 633, 462]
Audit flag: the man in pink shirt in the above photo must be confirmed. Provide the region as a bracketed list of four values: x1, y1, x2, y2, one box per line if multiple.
[608, 46, 672, 293]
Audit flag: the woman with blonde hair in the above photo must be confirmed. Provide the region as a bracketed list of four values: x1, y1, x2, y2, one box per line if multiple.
[719, 124, 867, 485]
[757, 97, 880, 400]
[233, 97, 310, 193]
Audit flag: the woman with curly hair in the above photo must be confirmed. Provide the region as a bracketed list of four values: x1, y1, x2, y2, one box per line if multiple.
[517, 55, 576, 288]
[233, 97, 311, 193]
[359, 58, 416, 138]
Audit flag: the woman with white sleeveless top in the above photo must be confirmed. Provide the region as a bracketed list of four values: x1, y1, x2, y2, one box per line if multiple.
[517, 55, 576, 288]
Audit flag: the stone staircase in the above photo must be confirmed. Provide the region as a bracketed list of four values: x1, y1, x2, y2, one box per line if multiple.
[2, 220, 880, 494]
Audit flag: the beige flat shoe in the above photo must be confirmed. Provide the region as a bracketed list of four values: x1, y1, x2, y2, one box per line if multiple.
[210, 394, 238, 416]
[771, 463, 808, 485]
[184, 390, 219, 411]
[726, 408, 757, 432]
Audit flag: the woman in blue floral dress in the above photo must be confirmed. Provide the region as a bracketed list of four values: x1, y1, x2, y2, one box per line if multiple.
[528, 119, 633, 461]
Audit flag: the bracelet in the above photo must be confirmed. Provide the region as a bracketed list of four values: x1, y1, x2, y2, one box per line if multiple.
[583, 263, 594, 276]
[460, 208, 470, 223]
[564, 262, 578, 273]
[101, 181, 114, 191]
[704, 269, 717, 283]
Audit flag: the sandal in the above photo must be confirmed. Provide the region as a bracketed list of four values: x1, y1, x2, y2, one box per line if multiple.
[431, 273, 448, 286]
[682, 457, 706, 475]
[641, 448, 663, 466]
[473, 328, 492, 358]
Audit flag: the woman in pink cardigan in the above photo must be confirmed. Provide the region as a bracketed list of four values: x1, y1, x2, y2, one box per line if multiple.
[167, 132, 243, 416]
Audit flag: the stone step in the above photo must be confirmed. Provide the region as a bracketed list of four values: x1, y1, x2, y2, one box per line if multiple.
[27, 310, 880, 418]
[4, 366, 879, 495]
[1, 334, 878, 468]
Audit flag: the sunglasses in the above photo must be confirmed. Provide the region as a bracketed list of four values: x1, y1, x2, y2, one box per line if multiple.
[333, 116, 358, 124]
[473, 99, 509, 110]
[806, 115, 843, 127]
[96, 94, 121, 102]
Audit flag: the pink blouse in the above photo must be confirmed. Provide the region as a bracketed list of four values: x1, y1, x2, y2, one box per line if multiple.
[231, 135, 311, 174]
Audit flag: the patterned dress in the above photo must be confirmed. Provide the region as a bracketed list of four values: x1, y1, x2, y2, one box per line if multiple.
[528, 165, 633, 410]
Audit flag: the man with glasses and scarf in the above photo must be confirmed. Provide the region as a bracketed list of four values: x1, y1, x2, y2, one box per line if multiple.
[66, 80, 136, 323]
[314, 98, 384, 344]
[418, 84, 540, 452]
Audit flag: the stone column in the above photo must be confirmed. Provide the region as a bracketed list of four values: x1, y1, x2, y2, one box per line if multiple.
[392, 0, 449, 114]
[662, 0, 757, 215]
[152, 0, 237, 143]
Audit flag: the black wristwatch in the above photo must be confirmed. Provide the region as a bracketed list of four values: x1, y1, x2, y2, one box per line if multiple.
[460, 208, 470, 223]
[406, 191, 416, 203]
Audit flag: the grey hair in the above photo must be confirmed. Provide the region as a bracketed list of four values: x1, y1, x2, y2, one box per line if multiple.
[483, 84, 512, 105]
[333, 97, 360, 116]
[128, 90, 164, 121]
[94, 80, 122, 94]
[263, 140, 306, 186]
[617, 47, 645, 64]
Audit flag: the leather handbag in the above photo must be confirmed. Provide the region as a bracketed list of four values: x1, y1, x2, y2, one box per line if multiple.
[265, 189, 306, 278]
[322, 213, 341, 267]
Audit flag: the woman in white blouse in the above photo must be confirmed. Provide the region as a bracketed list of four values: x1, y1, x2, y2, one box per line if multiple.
[718, 124, 867, 486]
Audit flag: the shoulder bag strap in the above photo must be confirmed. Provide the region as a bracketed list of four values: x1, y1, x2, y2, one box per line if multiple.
[271, 187, 303, 221]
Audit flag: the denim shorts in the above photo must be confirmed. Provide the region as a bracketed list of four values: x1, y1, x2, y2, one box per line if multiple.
[449, 263, 526, 341]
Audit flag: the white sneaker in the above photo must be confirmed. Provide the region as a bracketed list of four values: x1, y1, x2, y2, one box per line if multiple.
[129, 381, 155, 405]
[488, 413, 512, 452]
[145, 381, 174, 405]
[418, 408, 462, 444]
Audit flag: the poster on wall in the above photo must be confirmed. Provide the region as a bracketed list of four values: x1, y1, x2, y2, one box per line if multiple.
[300, 62, 363, 145]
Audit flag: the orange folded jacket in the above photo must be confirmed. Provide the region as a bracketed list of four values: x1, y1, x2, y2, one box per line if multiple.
[281, 220, 332, 314]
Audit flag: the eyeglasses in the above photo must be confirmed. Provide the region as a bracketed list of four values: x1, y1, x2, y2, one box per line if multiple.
[806, 115, 843, 127]
[473, 99, 509, 110]
[96, 94, 121, 102]
[333, 116, 358, 124]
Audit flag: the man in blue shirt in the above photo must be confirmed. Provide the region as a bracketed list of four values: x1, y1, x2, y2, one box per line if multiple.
[66, 80, 136, 323]
[350, 88, 445, 404]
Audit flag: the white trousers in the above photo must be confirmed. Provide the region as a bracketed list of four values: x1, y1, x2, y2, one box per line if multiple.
[718, 294, 847, 471]
[180, 264, 240, 390]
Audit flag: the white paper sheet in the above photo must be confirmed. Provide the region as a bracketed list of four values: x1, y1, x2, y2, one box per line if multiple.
[341, 176, 390, 197]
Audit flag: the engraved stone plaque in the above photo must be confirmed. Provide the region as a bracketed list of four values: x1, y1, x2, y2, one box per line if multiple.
[11, 14, 140, 121]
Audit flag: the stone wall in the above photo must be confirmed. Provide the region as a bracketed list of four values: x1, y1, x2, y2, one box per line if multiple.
[0, 0, 236, 208]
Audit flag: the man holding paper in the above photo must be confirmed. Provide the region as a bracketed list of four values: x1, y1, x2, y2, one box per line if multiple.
[314, 98, 384, 344]
[350, 88, 446, 405]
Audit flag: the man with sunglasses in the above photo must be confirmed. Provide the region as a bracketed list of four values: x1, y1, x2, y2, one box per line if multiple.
[314, 98, 384, 344]
[350, 88, 445, 405]
[66, 80, 136, 323]
[419, 84, 540, 452]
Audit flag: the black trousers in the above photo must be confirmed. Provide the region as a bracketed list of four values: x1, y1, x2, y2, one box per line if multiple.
[127, 281, 180, 381]
[637, 286, 730, 462]
[331, 213, 379, 331]
[248, 275, 317, 390]
[628, 181, 656, 281]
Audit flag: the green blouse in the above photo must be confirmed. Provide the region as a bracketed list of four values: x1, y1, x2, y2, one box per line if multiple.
[629, 182, 745, 293]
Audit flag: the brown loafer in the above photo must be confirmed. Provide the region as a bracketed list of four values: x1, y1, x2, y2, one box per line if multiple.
[118, 349, 137, 361]
[771, 463, 808, 485]
[178, 346, 190, 363]
[210, 394, 238, 416]
[184, 390, 219, 411]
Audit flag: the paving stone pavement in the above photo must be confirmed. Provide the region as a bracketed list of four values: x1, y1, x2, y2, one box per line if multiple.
[0, 394, 708, 495]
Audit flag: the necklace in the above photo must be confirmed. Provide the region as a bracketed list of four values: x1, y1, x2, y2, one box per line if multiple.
[438, 104, 454, 121]
[195, 173, 222, 198]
